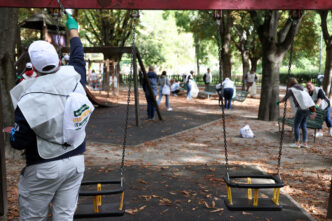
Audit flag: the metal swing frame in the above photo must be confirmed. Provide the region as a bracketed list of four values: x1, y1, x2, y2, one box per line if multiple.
[214, 10, 297, 211]
[52, 1, 138, 218]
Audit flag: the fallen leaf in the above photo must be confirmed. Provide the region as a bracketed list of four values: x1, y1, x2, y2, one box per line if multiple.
[138, 179, 147, 184]
[182, 190, 190, 195]
[210, 208, 224, 213]
[211, 201, 216, 208]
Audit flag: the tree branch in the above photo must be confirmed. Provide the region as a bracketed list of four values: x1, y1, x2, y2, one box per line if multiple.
[84, 11, 102, 45]
[277, 18, 292, 44]
[277, 13, 303, 53]
[231, 37, 241, 51]
[268, 11, 279, 42]
[319, 10, 332, 46]
[84, 34, 96, 47]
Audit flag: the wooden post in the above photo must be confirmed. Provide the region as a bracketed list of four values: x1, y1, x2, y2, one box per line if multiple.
[133, 52, 140, 127]
[111, 61, 115, 96]
[115, 62, 120, 96]
[327, 179, 332, 219]
[136, 51, 162, 121]
[105, 59, 110, 98]
[0, 84, 7, 217]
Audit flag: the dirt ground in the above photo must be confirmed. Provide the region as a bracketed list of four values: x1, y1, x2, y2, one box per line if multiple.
[5, 87, 332, 220]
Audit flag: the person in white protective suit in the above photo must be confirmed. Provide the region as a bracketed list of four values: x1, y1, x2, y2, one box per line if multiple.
[278, 78, 316, 149]
[9, 14, 94, 221]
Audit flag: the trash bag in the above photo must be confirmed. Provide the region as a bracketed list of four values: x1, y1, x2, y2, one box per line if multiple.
[240, 124, 254, 138]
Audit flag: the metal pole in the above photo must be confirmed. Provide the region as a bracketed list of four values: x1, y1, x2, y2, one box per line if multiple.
[133, 52, 140, 127]
[136, 51, 163, 121]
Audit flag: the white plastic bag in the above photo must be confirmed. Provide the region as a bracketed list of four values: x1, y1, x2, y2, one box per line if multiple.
[190, 80, 199, 98]
[162, 85, 170, 95]
[240, 124, 254, 138]
[63, 92, 95, 147]
[248, 82, 257, 96]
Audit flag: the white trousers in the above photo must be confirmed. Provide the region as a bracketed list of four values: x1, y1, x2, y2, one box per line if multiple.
[18, 155, 85, 221]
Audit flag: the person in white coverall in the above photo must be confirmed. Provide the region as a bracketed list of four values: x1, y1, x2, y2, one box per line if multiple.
[9, 14, 92, 221]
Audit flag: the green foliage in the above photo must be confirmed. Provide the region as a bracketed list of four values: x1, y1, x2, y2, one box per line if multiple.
[77, 9, 135, 48]
[136, 30, 165, 67]
[282, 11, 321, 68]
[172, 10, 217, 66]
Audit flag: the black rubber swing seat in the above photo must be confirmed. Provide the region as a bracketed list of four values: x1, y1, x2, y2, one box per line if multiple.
[224, 174, 284, 211]
[74, 179, 125, 218]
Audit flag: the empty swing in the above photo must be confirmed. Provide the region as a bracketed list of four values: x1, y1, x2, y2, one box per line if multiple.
[213, 10, 299, 211]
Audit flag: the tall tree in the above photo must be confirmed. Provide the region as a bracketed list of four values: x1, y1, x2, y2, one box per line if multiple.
[250, 10, 303, 121]
[78, 9, 136, 88]
[319, 10, 332, 99]
[173, 11, 208, 76]
[219, 10, 233, 79]
[0, 8, 20, 159]
[232, 11, 261, 90]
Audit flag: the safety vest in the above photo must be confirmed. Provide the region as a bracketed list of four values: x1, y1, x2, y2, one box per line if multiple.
[246, 72, 256, 83]
[10, 66, 91, 159]
[310, 87, 329, 110]
[289, 87, 315, 113]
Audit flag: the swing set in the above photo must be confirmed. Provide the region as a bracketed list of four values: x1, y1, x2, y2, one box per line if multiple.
[0, 0, 331, 218]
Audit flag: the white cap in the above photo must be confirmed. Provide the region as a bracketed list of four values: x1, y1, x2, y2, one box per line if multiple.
[26, 62, 32, 69]
[28, 40, 59, 74]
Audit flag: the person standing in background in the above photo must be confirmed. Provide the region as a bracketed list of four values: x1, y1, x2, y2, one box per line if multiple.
[143, 66, 158, 120]
[203, 68, 212, 88]
[157, 71, 172, 111]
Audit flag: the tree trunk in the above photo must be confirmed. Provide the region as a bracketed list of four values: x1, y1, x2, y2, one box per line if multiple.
[259, 53, 283, 121]
[251, 10, 303, 121]
[194, 35, 200, 76]
[0, 8, 21, 159]
[221, 11, 233, 79]
[250, 57, 259, 72]
[319, 10, 332, 100]
[323, 47, 332, 99]
[241, 50, 250, 90]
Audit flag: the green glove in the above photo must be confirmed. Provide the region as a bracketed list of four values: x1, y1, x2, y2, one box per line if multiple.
[315, 104, 319, 109]
[66, 14, 78, 30]
[276, 100, 281, 106]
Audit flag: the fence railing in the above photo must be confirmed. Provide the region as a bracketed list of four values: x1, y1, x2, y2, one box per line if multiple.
[92, 72, 320, 88]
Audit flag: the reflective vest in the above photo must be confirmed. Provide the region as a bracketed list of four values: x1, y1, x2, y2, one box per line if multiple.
[10, 66, 89, 159]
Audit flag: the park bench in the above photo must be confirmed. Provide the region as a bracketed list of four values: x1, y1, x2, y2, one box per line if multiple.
[278, 108, 327, 143]
[200, 85, 217, 99]
[233, 90, 248, 102]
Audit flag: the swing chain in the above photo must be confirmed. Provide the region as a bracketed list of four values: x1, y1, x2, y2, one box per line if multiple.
[216, 14, 230, 177]
[121, 10, 138, 176]
[277, 36, 295, 178]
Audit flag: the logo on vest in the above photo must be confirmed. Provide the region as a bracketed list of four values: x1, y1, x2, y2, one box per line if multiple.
[73, 104, 92, 129]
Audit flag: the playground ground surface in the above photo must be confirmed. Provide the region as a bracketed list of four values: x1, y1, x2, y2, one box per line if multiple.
[4, 87, 332, 220]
